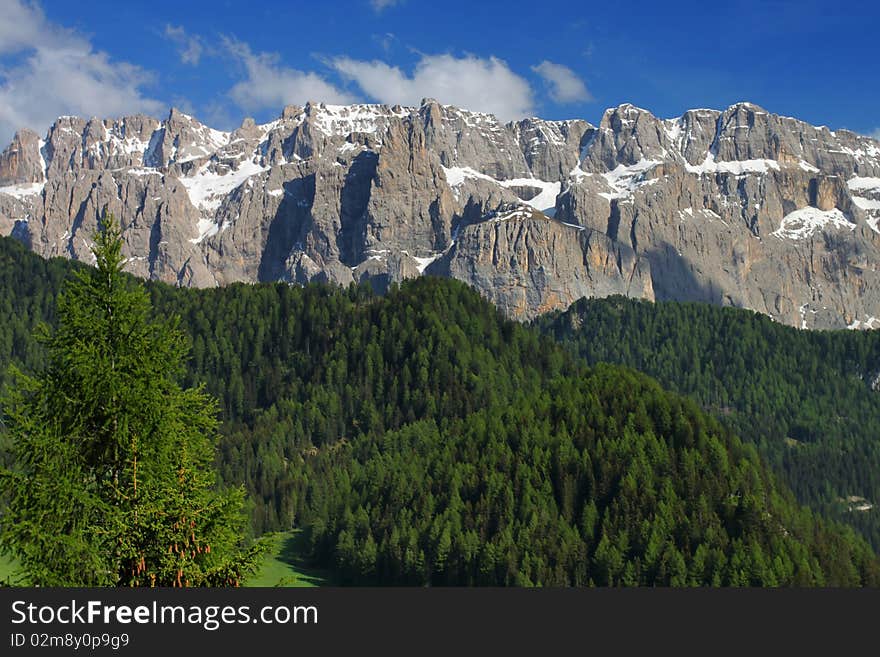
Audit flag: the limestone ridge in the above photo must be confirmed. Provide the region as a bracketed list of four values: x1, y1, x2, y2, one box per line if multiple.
[1, 99, 879, 327]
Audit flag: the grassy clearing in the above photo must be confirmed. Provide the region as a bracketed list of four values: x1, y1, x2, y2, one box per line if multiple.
[0, 553, 23, 585]
[0, 530, 325, 587]
[244, 530, 328, 587]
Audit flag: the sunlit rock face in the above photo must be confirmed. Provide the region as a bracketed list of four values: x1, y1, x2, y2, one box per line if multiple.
[2, 99, 880, 326]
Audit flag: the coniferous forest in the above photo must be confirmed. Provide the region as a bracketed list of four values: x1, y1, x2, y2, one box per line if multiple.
[1, 234, 880, 586]
[0, 223, 262, 586]
[536, 297, 880, 549]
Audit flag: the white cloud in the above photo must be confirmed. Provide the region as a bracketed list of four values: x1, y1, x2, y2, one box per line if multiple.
[222, 37, 355, 113]
[0, 0, 163, 145]
[370, 0, 402, 11]
[871, 128, 880, 141]
[332, 53, 535, 121]
[0, 0, 49, 55]
[371, 32, 396, 53]
[531, 61, 592, 104]
[164, 24, 204, 65]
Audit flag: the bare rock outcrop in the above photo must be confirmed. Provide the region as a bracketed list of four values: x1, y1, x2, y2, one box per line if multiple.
[2, 100, 880, 326]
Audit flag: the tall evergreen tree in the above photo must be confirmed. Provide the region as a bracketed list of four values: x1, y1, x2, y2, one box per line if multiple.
[0, 215, 263, 586]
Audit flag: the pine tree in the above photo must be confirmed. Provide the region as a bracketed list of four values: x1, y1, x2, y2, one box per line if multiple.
[0, 214, 264, 586]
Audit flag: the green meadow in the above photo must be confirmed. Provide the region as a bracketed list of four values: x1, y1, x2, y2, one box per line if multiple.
[244, 531, 327, 588]
[0, 553, 21, 585]
[0, 531, 325, 587]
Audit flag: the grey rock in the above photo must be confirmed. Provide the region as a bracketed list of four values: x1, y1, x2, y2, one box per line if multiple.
[510, 117, 592, 181]
[0, 128, 45, 185]
[434, 204, 652, 319]
[2, 100, 880, 328]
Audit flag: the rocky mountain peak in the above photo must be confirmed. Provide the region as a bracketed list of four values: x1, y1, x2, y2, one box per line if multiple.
[0, 128, 44, 186]
[2, 100, 880, 328]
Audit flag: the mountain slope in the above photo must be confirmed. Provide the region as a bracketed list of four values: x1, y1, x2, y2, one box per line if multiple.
[1, 100, 879, 326]
[301, 365, 879, 586]
[536, 295, 880, 548]
[1, 236, 879, 585]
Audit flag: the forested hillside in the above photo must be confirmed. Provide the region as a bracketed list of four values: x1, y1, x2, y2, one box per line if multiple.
[537, 297, 880, 548]
[1, 235, 879, 585]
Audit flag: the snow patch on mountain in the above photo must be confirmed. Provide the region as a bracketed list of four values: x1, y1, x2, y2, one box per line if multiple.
[853, 197, 880, 212]
[490, 206, 536, 223]
[512, 179, 560, 214]
[101, 125, 152, 157]
[848, 177, 880, 193]
[599, 159, 660, 200]
[685, 152, 781, 176]
[181, 158, 270, 214]
[312, 103, 410, 136]
[847, 316, 880, 330]
[0, 182, 44, 198]
[441, 166, 560, 213]
[412, 253, 442, 273]
[771, 207, 854, 240]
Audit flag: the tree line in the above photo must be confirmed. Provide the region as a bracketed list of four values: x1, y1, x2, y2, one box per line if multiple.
[1, 234, 879, 585]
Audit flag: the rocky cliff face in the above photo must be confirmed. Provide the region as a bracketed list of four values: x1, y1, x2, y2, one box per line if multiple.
[1, 99, 879, 327]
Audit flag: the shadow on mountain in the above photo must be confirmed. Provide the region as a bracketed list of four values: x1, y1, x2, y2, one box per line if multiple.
[644, 241, 724, 305]
[257, 174, 316, 282]
[338, 151, 379, 266]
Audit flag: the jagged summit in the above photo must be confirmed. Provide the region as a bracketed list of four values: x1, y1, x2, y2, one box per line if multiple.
[1, 100, 879, 327]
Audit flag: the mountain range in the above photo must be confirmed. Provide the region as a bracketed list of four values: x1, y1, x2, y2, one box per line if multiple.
[1, 99, 879, 327]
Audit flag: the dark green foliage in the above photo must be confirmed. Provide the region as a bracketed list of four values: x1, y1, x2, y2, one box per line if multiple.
[0, 237, 81, 396]
[536, 296, 880, 548]
[147, 276, 562, 535]
[297, 367, 879, 585]
[0, 235, 878, 585]
[0, 224, 262, 586]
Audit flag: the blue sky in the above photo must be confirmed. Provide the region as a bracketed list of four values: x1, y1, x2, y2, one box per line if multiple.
[0, 0, 877, 143]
